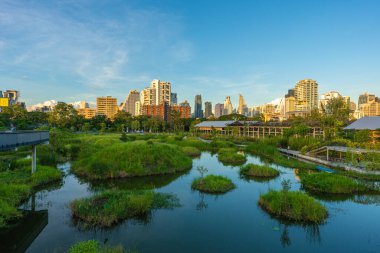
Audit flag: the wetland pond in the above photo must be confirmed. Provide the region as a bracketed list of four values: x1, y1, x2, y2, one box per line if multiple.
[2, 152, 380, 253]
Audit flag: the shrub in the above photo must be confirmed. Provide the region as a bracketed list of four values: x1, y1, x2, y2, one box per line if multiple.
[192, 175, 235, 194]
[240, 163, 279, 178]
[259, 190, 327, 223]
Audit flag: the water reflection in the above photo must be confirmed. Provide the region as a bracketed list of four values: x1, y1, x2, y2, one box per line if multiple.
[0, 210, 48, 253]
[196, 192, 208, 212]
[277, 222, 322, 248]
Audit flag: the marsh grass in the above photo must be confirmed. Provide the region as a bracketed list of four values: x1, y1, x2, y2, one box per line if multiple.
[68, 239, 137, 253]
[192, 175, 235, 194]
[70, 190, 179, 227]
[259, 190, 328, 223]
[240, 163, 279, 178]
[301, 173, 372, 194]
[72, 142, 192, 179]
[217, 148, 247, 166]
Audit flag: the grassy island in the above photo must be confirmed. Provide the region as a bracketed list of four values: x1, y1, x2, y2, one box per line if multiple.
[181, 146, 201, 157]
[72, 142, 192, 179]
[69, 239, 137, 253]
[192, 175, 235, 194]
[240, 163, 279, 178]
[301, 173, 372, 194]
[217, 148, 247, 166]
[259, 189, 328, 223]
[70, 190, 179, 227]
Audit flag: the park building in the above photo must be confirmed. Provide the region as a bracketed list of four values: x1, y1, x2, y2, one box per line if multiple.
[96, 96, 118, 120]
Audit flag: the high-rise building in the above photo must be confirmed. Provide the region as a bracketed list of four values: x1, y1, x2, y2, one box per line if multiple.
[223, 96, 233, 115]
[3, 90, 20, 105]
[358, 93, 380, 117]
[214, 103, 224, 118]
[204, 101, 212, 118]
[294, 79, 318, 113]
[142, 102, 170, 121]
[237, 94, 248, 115]
[120, 90, 140, 116]
[171, 93, 178, 105]
[79, 101, 89, 109]
[194, 95, 203, 118]
[96, 96, 118, 120]
[135, 101, 141, 116]
[151, 79, 171, 105]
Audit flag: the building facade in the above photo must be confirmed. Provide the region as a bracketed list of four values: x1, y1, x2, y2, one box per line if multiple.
[214, 103, 224, 118]
[151, 79, 171, 106]
[237, 94, 248, 115]
[171, 93, 178, 105]
[96, 96, 118, 120]
[77, 108, 96, 119]
[294, 79, 318, 113]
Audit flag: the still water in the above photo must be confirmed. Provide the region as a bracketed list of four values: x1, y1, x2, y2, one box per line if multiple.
[4, 152, 380, 252]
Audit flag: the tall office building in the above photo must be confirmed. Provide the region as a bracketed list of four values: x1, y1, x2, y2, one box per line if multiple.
[294, 79, 318, 113]
[140, 87, 156, 106]
[96, 96, 118, 120]
[194, 95, 203, 118]
[237, 94, 248, 115]
[223, 96, 233, 115]
[120, 90, 140, 116]
[171, 93, 178, 105]
[204, 101, 212, 118]
[214, 103, 224, 118]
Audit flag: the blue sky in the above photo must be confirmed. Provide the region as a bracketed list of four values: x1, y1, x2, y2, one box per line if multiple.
[0, 0, 379, 108]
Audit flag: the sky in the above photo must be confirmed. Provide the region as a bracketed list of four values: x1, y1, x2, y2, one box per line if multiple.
[1, 0, 380, 108]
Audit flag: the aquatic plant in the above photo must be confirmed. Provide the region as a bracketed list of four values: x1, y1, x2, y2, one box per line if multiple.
[68, 239, 136, 253]
[181, 146, 201, 157]
[217, 148, 247, 166]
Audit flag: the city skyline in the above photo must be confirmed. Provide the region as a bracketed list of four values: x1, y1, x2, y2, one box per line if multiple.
[1, 0, 380, 107]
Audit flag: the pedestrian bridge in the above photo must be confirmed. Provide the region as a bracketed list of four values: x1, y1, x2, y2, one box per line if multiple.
[0, 131, 50, 173]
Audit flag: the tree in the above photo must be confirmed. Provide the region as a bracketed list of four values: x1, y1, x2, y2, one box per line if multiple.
[48, 102, 79, 129]
[82, 122, 91, 133]
[99, 122, 106, 133]
[131, 120, 140, 132]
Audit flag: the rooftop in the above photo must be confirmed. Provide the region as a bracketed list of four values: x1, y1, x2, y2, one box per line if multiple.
[344, 116, 380, 131]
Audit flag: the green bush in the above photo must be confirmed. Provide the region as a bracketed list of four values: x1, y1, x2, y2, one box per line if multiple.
[301, 173, 371, 194]
[37, 145, 60, 166]
[31, 165, 63, 187]
[70, 190, 179, 227]
[259, 190, 327, 223]
[192, 175, 235, 194]
[72, 142, 192, 179]
[240, 163, 279, 178]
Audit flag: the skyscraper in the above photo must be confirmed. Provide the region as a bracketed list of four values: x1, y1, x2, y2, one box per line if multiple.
[294, 79, 318, 113]
[223, 96, 233, 115]
[141, 87, 156, 106]
[214, 103, 224, 118]
[96, 96, 118, 120]
[120, 90, 140, 116]
[194, 95, 203, 118]
[237, 94, 248, 115]
[204, 101, 212, 118]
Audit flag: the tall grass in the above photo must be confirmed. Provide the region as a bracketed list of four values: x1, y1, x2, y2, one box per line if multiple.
[301, 173, 372, 194]
[259, 190, 327, 223]
[217, 148, 247, 166]
[72, 142, 192, 179]
[68, 240, 135, 253]
[181, 146, 201, 157]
